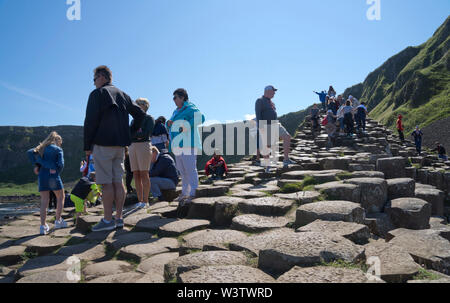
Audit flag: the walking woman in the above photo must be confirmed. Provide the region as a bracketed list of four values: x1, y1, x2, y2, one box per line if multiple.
[129, 98, 155, 209]
[167, 88, 205, 210]
[27, 131, 67, 235]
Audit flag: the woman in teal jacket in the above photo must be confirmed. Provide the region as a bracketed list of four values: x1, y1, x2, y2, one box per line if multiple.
[167, 88, 205, 209]
[27, 131, 68, 234]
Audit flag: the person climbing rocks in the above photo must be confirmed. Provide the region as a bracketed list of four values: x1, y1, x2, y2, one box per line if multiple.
[396, 114, 405, 143]
[310, 104, 320, 131]
[355, 102, 368, 133]
[313, 90, 327, 111]
[342, 100, 355, 137]
[411, 126, 424, 155]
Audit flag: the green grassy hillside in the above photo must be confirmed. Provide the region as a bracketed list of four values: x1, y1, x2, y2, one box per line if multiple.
[343, 16, 450, 134]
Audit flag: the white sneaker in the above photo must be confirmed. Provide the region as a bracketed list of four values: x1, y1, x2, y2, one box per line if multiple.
[54, 219, 67, 229]
[39, 224, 50, 235]
[134, 202, 147, 209]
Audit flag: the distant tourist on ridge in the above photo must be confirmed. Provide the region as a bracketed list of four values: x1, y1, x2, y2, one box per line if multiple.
[343, 100, 355, 137]
[27, 131, 67, 235]
[84, 65, 146, 232]
[328, 86, 336, 98]
[355, 102, 368, 133]
[396, 114, 405, 143]
[432, 142, 447, 161]
[310, 104, 320, 132]
[411, 126, 424, 155]
[313, 90, 327, 111]
[129, 97, 155, 210]
[255, 85, 295, 172]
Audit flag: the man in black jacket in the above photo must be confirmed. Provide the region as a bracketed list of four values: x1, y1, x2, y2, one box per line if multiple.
[84, 65, 145, 232]
[149, 147, 179, 202]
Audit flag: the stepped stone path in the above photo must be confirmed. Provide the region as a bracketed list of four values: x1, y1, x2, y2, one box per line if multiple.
[1, 113, 450, 283]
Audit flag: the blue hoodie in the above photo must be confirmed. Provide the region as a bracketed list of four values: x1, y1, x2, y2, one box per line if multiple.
[167, 101, 205, 151]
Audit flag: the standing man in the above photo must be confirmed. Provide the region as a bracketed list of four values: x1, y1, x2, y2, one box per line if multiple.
[396, 114, 405, 143]
[84, 65, 145, 232]
[255, 85, 294, 172]
[411, 126, 424, 156]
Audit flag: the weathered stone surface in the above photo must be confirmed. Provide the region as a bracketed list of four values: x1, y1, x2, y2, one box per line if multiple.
[56, 243, 106, 262]
[196, 185, 229, 197]
[180, 229, 247, 254]
[385, 198, 431, 230]
[105, 232, 153, 252]
[295, 201, 366, 227]
[428, 171, 444, 191]
[238, 197, 295, 216]
[280, 170, 318, 180]
[16, 270, 79, 283]
[18, 255, 71, 277]
[178, 265, 275, 283]
[119, 238, 179, 262]
[158, 219, 210, 237]
[165, 251, 249, 281]
[214, 197, 243, 226]
[386, 178, 415, 200]
[415, 188, 445, 217]
[297, 220, 370, 244]
[350, 171, 385, 179]
[231, 214, 289, 233]
[136, 273, 165, 283]
[344, 178, 388, 213]
[83, 260, 135, 281]
[387, 229, 450, 275]
[376, 157, 407, 179]
[349, 164, 376, 172]
[315, 182, 360, 203]
[134, 217, 177, 233]
[124, 213, 160, 227]
[229, 228, 296, 257]
[258, 232, 365, 275]
[137, 252, 179, 275]
[21, 236, 67, 256]
[186, 198, 216, 219]
[320, 158, 350, 170]
[76, 215, 104, 233]
[0, 226, 39, 239]
[230, 191, 267, 199]
[87, 272, 144, 283]
[0, 245, 26, 266]
[274, 191, 321, 204]
[277, 266, 370, 283]
[364, 213, 395, 238]
[364, 241, 421, 283]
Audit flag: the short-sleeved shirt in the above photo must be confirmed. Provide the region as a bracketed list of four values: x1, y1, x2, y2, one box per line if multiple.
[255, 96, 278, 126]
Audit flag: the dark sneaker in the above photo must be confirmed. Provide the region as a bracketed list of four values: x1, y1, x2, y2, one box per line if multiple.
[115, 218, 124, 229]
[176, 201, 190, 218]
[91, 219, 116, 232]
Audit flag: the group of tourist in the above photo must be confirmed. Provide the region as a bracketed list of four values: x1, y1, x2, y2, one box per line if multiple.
[27, 66, 296, 235]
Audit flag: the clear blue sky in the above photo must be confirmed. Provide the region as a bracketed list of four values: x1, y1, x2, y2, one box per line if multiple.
[0, 0, 448, 126]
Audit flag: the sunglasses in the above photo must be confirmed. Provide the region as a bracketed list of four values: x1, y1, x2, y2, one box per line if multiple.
[173, 95, 178, 101]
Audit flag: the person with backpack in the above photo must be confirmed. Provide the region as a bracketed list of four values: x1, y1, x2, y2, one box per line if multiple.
[70, 172, 102, 224]
[355, 102, 368, 132]
[151, 116, 170, 152]
[411, 126, 424, 155]
[129, 98, 155, 209]
[342, 100, 355, 137]
[310, 104, 320, 131]
[27, 131, 67, 235]
[396, 115, 405, 143]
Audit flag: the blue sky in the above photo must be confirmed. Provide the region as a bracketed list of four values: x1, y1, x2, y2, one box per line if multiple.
[0, 0, 448, 127]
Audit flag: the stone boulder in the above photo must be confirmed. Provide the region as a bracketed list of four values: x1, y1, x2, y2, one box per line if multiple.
[296, 220, 370, 244]
[319, 158, 350, 170]
[277, 266, 370, 283]
[179, 229, 247, 255]
[364, 213, 395, 238]
[415, 188, 445, 217]
[364, 241, 421, 283]
[213, 197, 243, 227]
[315, 181, 360, 203]
[344, 178, 388, 213]
[295, 201, 366, 227]
[274, 191, 321, 204]
[258, 232, 365, 275]
[231, 214, 289, 233]
[385, 198, 431, 230]
[376, 157, 407, 179]
[237, 197, 295, 216]
[386, 178, 415, 200]
[178, 265, 276, 283]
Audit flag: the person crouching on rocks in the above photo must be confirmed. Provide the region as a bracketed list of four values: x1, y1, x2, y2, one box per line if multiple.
[432, 142, 448, 161]
[27, 131, 67, 235]
[70, 172, 102, 225]
[205, 150, 228, 180]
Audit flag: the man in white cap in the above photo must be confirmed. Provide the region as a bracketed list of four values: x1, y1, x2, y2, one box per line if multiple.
[254, 85, 294, 171]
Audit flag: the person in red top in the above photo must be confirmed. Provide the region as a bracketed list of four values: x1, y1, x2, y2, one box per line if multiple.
[396, 114, 405, 143]
[205, 150, 228, 180]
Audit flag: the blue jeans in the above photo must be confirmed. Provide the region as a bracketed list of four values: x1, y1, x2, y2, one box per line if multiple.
[338, 117, 344, 130]
[150, 177, 176, 198]
[438, 154, 448, 161]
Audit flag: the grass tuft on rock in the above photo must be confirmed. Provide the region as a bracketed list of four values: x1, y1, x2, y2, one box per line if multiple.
[412, 268, 441, 281]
